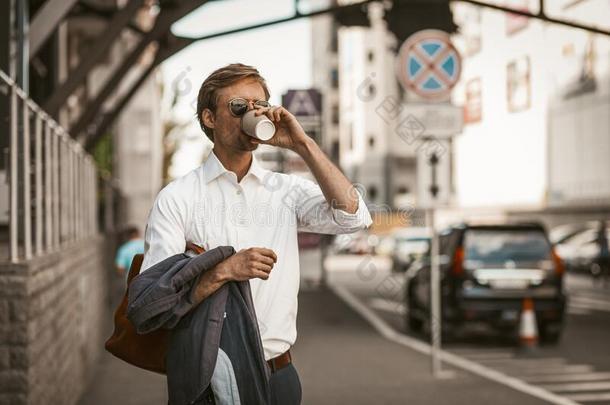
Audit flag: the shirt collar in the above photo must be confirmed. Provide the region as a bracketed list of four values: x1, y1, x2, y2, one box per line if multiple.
[203, 150, 268, 184]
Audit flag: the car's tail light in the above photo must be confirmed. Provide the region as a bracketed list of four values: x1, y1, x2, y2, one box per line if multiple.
[551, 248, 565, 275]
[452, 246, 465, 276]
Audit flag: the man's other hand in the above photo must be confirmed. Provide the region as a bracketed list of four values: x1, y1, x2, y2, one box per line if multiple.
[217, 247, 278, 281]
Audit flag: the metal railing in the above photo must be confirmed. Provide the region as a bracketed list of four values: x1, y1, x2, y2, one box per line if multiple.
[1, 69, 99, 263]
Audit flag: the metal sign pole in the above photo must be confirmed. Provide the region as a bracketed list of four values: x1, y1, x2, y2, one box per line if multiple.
[320, 234, 329, 288]
[398, 29, 462, 380]
[428, 207, 442, 377]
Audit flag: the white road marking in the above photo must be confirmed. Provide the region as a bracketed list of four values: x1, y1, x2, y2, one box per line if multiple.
[478, 357, 567, 366]
[463, 352, 515, 360]
[564, 392, 610, 402]
[330, 284, 580, 405]
[518, 365, 595, 375]
[567, 306, 592, 315]
[451, 348, 511, 355]
[525, 373, 610, 383]
[368, 297, 406, 315]
[540, 381, 610, 392]
[569, 296, 610, 313]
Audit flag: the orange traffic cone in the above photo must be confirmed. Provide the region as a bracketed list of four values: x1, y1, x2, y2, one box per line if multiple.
[519, 298, 538, 350]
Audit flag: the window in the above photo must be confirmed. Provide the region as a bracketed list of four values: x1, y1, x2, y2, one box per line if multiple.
[348, 123, 354, 150]
[330, 21, 339, 53]
[507, 56, 530, 112]
[331, 104, 339, 125]
[505, 0, 530, 35]
[367, 83, 376, 98]
[463, 229, 551, 264]
[330, 68, 339, 89]
[464, 78, 482, 123]
[368, 185, 378, 200]
[331, 140, 340, 162]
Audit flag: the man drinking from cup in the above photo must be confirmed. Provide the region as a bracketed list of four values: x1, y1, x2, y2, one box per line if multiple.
[140, 63, 372, 405]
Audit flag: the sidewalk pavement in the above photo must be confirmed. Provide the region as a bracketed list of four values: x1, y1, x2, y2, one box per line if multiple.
[80, 286, 548, 405]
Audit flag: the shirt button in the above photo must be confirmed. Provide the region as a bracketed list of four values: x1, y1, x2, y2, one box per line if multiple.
[236, 189, 242, 195]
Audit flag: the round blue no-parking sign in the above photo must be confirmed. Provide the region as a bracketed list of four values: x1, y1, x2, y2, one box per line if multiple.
[396, 29, 461, 100]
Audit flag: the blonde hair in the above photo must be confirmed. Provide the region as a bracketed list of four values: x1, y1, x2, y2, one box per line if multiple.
[196, 63, 270, 142]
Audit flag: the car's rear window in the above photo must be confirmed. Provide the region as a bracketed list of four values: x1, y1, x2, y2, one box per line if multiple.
[463, 229, 551, 264]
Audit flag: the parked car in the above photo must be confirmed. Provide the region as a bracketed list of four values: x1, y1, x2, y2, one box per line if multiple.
[553, 222, 610, 276]
[549, 223, 590, 246]
[330, 230, 377, 255]
[391, 227, 431, 273]
[375, 234, 397, 257]
[404, 223, 566, 344]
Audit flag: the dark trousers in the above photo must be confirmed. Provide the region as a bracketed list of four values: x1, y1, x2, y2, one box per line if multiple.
[197, 363, 302, 405]
[269, 363, 302, 405]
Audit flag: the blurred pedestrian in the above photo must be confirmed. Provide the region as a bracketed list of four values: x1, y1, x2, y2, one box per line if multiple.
[594, 220, 609, 286]
[115, 226, 145, 283]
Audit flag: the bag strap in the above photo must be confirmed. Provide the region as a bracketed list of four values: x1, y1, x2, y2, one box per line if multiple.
[127, 242, 204, 286]
[127, 254, 144, 284]
[185, 241, 205, 255]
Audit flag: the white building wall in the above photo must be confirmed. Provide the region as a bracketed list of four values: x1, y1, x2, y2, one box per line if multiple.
[452, 5, 549, 208]
[545, 1, 610, 208]
[452, 0, 610, 210]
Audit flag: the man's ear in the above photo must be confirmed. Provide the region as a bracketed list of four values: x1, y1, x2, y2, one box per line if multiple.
[202, 108, 215, 130]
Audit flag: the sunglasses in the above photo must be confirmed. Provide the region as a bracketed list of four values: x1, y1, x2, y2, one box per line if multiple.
[227, 97, 271, 117]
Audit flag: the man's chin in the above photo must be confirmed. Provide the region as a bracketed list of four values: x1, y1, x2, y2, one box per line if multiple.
[243, 134, 260, 147]
[238, 138, 258, 151]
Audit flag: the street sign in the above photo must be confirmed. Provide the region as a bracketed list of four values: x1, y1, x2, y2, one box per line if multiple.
[282, 89, 322, 123]
[418, 138, 454, 379]
[399, 103, 463, 138]
[416, 139, 450, 208]
[283, 89, 321, 116]
[396, 29, 461, 100]
[282, 89, 323, 144]
[280, 89, 323, 172]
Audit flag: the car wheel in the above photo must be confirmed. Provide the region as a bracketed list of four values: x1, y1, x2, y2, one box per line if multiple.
[539, 323, 562, 345]
[591, 262, 602, 278]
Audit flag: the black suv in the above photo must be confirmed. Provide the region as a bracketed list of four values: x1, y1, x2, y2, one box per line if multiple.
[404, 223, 567, 343]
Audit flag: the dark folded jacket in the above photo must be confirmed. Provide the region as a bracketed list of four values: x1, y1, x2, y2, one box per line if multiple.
[126, 246, 270, 405]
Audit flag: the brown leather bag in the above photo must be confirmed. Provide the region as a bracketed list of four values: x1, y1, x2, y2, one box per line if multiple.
[105, 242, 205, 374]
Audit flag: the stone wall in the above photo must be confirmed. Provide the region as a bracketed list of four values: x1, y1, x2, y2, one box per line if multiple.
[0, 234, 114, 405]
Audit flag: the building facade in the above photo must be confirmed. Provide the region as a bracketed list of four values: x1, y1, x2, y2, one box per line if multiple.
[451, 0, 610, 226]
[315, 0, 610, 227]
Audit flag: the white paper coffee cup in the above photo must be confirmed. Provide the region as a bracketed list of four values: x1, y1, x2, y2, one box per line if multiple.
[241, 110, 276, 141]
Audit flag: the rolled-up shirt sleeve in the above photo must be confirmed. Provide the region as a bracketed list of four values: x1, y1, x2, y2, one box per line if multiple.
[288, 175, 373, 234]
[140, 184, 188, 273]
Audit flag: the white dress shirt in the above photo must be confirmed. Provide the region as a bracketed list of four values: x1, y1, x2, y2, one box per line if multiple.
[140, 150, 373, 360]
